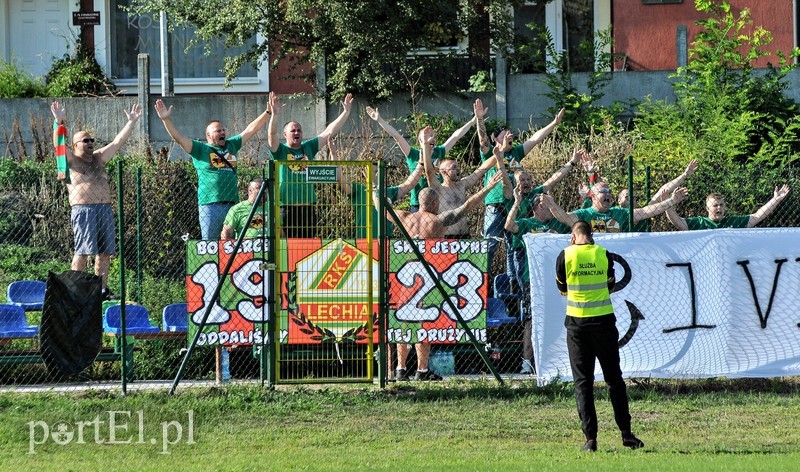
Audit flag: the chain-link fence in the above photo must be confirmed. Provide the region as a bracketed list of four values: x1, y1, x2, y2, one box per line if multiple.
[0, 107, 799, 391]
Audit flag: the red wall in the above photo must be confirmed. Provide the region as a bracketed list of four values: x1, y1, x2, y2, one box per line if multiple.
[613, 0, 794, 71]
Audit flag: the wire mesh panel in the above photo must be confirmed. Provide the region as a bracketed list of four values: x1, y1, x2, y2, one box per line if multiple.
[274, 160, 377, 383]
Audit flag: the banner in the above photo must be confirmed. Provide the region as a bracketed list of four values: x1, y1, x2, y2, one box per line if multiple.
[186, 239, 277, 347]
[525, 228, 800, 384]
[388, 239, 489, 344]
[186, 238, 489, 346]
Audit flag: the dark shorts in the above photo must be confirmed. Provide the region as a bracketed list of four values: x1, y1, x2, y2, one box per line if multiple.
[71, 204, 116, 255]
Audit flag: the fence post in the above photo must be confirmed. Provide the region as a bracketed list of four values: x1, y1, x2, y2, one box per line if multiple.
[117, 161, 128, 394]
[137, 54, 151, 144]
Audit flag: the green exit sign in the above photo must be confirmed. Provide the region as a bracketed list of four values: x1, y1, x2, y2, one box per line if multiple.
[306, 166, 339, 183]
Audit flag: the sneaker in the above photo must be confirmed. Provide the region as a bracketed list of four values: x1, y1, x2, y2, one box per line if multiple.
[581, 439, 597, 452]
[621, 432, 644, 449]
[395, 368, 409, 381]
[102, 287, 119, 301]
[414, 369, 443, 381]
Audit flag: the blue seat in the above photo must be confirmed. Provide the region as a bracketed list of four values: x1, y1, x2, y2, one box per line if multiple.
[103, 304, 160, 336]
[486, 297, 518, 327]
[7, 280, 46, 311]
[494, 274, 521, 300]
[162, 303, 188, 333]
[0, 303, 38, 338]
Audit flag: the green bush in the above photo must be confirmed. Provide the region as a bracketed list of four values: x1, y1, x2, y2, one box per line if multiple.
[634, 0, 800, 169]
[0, 59, 46, 98]
[45, 49, 117, 97]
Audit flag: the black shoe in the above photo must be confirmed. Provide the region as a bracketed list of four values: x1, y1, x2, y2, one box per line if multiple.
[102, 288, 119, 301]
[395, 368, 409, 381]
[414, 369, 443, 381]
[581, 439, 597, 452]
[622, 432, 644, 449]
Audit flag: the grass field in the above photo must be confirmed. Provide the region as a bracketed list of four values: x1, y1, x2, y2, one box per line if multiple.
[0, 378, 799, 471]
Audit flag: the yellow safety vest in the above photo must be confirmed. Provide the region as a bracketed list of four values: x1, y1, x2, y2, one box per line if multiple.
[564, 244, 613, 318]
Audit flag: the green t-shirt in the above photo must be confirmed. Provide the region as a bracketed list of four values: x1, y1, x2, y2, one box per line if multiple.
[481, 144, 526, 204]
[684, 215, 750, 230]
[189, 135, 242, 205]
[350, 183, 399, 238]
[271, 138, 320, 204]
[572, 207, 633, 233]
[514, 217, 570, 284]
[405, 146, 445, 207]
[223, 200, 271, 238]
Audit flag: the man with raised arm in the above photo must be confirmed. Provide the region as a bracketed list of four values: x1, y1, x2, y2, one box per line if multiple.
[665, 184, 791, 230]
[541, 181, 688, 233]
[419, 126, 497, 238]
[475, 100, 565, 279]
[366, 102, 477, 213]
[154, 97, 272, 240]
[268, 91, 354, 237]
[51, 100, 142, 300]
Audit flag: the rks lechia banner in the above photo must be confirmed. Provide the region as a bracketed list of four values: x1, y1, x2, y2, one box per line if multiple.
[186, 238, 489, 347]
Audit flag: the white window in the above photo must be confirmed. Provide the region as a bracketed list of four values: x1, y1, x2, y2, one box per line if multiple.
[106, 0, 268, 93]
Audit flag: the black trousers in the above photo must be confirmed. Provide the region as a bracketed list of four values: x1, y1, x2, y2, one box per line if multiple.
[566, 321, 631, 440]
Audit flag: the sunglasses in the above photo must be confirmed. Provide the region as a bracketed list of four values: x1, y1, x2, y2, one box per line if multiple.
[594, 188, 611, 194]
[76, 138, 95, 144]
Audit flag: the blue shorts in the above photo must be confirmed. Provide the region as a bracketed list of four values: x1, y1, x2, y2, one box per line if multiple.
[71, 204, 116, 255]
[198, 202, 235, 240]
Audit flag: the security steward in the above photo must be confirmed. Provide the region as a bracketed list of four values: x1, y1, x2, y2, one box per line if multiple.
[555, 220, 644, 452]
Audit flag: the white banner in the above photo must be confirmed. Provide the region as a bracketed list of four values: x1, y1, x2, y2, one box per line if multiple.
[524, 228, 800, 384]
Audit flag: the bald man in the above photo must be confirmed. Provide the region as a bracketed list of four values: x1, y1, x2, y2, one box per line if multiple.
[155, 96, 272, 240]
[51, 100, 142, 300]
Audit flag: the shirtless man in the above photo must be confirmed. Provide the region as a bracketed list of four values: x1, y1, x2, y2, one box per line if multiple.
[389, 142, 503, 381]
[51, 100, 142, 299]
[419, 126, 496, 238]
[366, 102, 477, 213]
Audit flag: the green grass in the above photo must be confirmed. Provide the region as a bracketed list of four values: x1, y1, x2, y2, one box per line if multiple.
[0, 379, 799, 470]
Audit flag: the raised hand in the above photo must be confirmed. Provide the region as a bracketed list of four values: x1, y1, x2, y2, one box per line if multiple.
[513, 183, 523, 203]
[124, 103, 143, 123]
[366, 106, 380, 121]
[684, 159, 698, 177]
[341, 93, 354, 112]
[268, 91, 286, 117]
[554, 108, 565, 125]
[672, 187, 689, 204]
[51, 101, 65, 122]
[774, 184, 791, 200]
[473, 99, 489, 120]
[420, 126, 435, 145]
[500, 131, 513, 152]
[154, 99, 173, 120]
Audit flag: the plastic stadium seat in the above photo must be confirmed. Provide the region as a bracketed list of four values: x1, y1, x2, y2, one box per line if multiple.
[162, 303, 189, 333]
[486, 298, 518, 327]
[7, 280, 46, 311]
[103, 304, 160, 336]
[0, 303, 38, 338]
[493, 274, 521, 301]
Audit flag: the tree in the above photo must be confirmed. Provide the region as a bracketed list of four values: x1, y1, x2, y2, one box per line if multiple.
[129, 0, 520, 102]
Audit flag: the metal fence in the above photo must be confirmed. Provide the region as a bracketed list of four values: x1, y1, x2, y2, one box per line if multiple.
[0, 124, 798, 392]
